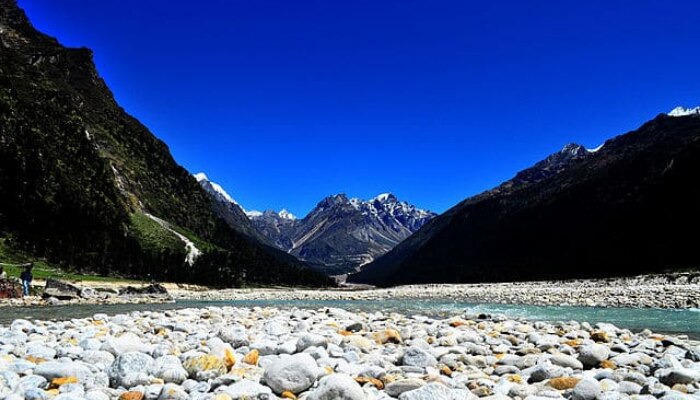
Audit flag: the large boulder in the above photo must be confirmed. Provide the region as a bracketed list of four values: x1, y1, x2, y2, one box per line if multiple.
[399, 382, 459, 400]
[578, 343, 610, 368]
[219, 325, 249, 348]
[386, 379, 426, 397]
[401, 347, 437, 368]
[43, 279, 81, 300]
[297, 333, 328, 352]
[659, 367, 700, 386]
[220, 379, 273, 399]
[107, 352, 155, 388]
[307, 374, 365, 400]
[101, 332, 154, 355]
[34, 361, 95, 387]
[572, 378, 602, 400]
[119, 284, 169, 297]
[182, 355, 228, 381]
[152, 356, 188, 384]
[263, 353, 318, 395]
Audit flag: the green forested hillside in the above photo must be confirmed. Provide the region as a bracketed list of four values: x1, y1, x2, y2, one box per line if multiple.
[0, 0, 331, 287]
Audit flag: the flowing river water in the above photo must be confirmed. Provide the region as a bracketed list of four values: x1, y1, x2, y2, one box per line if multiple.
[2, 299, 699, 339]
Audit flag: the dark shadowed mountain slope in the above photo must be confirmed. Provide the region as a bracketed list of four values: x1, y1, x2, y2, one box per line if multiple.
[351, 112, 700, 286]
[0, 0, 331, 287]
[193, 173, 266, 243]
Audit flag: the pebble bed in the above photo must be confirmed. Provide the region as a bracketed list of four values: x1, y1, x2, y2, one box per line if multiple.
[1, 306, 699, 400]
[0, 296, 173, 309]
[173, 274, 700, 309]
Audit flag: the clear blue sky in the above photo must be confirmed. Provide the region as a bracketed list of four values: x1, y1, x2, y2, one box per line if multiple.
[20, 0, 700, 215]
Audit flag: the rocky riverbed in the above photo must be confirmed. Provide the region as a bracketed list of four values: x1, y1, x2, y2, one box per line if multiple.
[1, 306, 699, 400]
[171, 273, 700, 309]
[0, 294, 174, 308]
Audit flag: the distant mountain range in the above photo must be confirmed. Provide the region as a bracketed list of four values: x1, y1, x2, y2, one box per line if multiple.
[194, 174, 436, 275]
[350, 108, 700, 286]
[260, 193, 435, 275]
[0, 0, 330, 287]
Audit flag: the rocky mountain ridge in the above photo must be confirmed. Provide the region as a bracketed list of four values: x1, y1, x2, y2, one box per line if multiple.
[192, 173, 436, 274]
[351, 108, 700, 285]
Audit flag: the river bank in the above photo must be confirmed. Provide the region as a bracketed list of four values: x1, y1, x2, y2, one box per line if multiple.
[0, 279, 178, 308]
[171, 273, 700, 309]
[1, 305, 699, 400]
[2, 272, 699, 309]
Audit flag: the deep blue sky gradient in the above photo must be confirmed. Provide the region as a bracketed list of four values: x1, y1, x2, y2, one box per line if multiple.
[19, 0, 700, 215]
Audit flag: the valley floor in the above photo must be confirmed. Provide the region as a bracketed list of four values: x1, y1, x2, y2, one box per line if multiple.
[171, 273, 700, 309]
[1, 272, 698, 309]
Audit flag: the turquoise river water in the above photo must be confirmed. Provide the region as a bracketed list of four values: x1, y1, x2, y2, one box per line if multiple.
[1, 299, 699, 339]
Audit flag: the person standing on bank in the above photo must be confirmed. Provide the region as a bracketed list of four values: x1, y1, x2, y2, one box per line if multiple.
[20, 263, 33, 296]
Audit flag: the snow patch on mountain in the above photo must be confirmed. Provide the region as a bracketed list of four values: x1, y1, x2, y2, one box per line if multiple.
[668, 106, 700, 117]
[193, 172, 208, 182]
[349, 192, 435, 221]
[144, 213, 201, 266]
[194, 172, 239, 205]
[245, 210, 263, 218]
[373, 193, 393, 202]
[587, 143, 605, 153]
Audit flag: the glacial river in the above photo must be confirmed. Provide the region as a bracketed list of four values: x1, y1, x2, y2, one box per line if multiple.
[2, 299, 699, 339]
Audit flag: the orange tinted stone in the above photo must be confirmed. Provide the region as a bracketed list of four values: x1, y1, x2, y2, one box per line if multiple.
[548, 377, 581, 390]
[119, 391, 145, 400]
[243, 349, 259, 366]
[50, 376, 78, 389]
[355, 376, 384, 389]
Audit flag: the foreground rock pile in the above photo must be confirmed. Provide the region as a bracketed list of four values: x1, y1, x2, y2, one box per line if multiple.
[1, 307, 699, 400]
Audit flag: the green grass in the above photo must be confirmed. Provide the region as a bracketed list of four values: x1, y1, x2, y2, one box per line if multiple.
[128, 212, 185, 255]
[0, 237, 140, 283]
[2, 264, 140, 283]
[129, 211, 219, 255]
[170, 225, 217, 253]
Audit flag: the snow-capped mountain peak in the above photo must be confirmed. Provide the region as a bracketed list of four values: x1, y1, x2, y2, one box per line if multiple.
[668, 106, 700, 117]
[373, 192, 396, 203]
[278, 209, 297, 220]
[193, 172, 268, 242]
[248, 192, 437, 274]
[192, 171, 435, 273]
[245, 210, 263, 218]
[193, 172, 238, 205]
[246, 208, 297, 221]
[193, 172, 208, 182]
[194, 173, 285, 219]
[560, 143, 588, 157]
